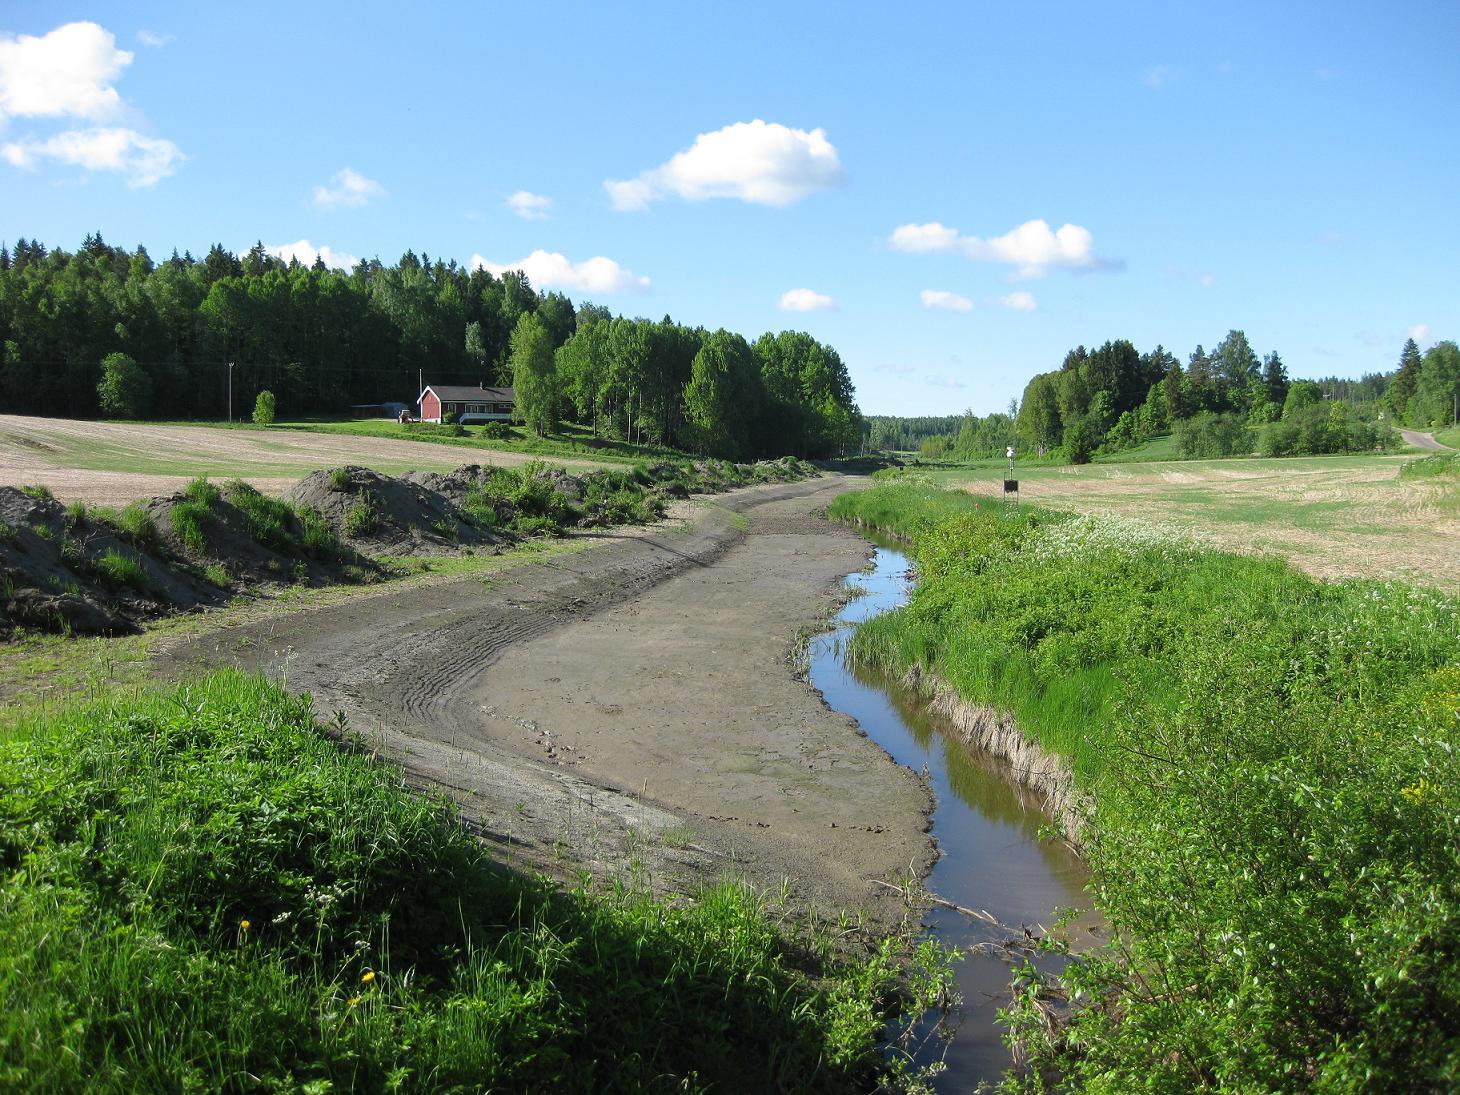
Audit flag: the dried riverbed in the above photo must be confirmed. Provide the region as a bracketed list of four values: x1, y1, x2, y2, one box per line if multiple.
[163, 475, 937, 931]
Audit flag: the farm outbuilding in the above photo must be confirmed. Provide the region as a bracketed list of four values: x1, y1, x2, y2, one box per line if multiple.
[418, 385, 515, 424]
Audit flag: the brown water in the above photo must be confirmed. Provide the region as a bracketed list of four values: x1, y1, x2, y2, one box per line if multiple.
[809, 544, 1095, 1090]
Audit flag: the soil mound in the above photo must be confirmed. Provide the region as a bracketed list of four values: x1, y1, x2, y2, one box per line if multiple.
[0, 487, 224, 637]
[289, 466, 500, 556]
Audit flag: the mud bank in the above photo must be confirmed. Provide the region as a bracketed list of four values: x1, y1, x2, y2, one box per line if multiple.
[898, 664, 1088, 841]
[163, 476, 936, 933]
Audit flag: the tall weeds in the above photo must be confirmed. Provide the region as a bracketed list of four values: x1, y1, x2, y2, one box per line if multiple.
[831, 482, 1460, 1090]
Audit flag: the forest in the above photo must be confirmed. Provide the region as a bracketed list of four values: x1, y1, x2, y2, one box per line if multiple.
[872, 332, 1457, 463]
[0, 235, 862, 460]
[1011, 331, 1456, 462]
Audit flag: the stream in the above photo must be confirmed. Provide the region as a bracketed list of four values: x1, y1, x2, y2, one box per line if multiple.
[808, 543, 1096, 1090]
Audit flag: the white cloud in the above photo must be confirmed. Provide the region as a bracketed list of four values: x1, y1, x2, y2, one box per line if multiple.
[605, 119, 842, 210]
[471, 250, 648, 294]
[2, 126, 182, 186]
[265, 239, 359, 271]
[889, 218, 1103, 278]
[778, 287, 837, 312]
[920, 289, 972, 313]
[313, 167, 386, 210]
[1409, 324, 1431, 344]
[506, 190, 551, 220]
[1144, 64, 1175, 89]
[890, 222, 960, 253]
[0, 22, 132, 122]
[137, 31, 175, 49]
[924, 375, 966, 389]
[998, 291, 1038, 312]
[1198, 273, 1215, 289]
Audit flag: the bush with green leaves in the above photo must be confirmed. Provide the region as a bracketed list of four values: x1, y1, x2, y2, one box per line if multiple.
[1173, 410, 1253, 458]
[96, 351, 152, 418]
[480, 421, 515, 440]
[252, 389, 276, 426]
[0, 672, 952, 1091]
[832, 482, 1460, 1090]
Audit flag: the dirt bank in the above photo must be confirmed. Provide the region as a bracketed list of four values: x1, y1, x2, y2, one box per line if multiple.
[162, 477, 936, 931]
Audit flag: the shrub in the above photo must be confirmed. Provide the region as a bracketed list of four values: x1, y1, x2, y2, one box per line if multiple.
[481, 421, 515, 440]
[1174, 411, 1252, 458]
[96, 351, 152, 418]
[252, 389, 276, 426]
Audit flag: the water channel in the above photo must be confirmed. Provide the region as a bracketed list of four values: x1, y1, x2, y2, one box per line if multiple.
[808, 542, 1096, 1090]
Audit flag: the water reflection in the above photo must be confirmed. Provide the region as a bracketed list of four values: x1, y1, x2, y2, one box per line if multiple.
[809, 544, 1094, 1090]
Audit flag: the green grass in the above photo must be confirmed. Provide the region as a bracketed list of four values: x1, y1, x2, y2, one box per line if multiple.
[94, 547, 147, 590]
[168, 499, 212, 554]
[832, 482, 1460, 1090]
[1093, 431, 1179, 463]
[343, 493, 381, 537]
[0, 671, 951, 1091]
[274, 417, 682, 466]
[1433, 424, 1460, 449]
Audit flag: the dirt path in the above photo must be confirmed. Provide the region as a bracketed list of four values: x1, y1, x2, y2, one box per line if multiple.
[163, 477, 935, 930]
[0, 414, 606, 506]
[1400, 428, 1452, 451]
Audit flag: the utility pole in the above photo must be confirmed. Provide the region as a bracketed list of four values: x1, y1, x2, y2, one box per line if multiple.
[227, 362, 234, 424]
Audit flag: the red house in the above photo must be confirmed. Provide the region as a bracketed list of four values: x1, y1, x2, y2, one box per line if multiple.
[418, 384, 515, 424]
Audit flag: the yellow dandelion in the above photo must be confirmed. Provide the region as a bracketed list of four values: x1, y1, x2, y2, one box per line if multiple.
[239, 919, 251, 932]
[348, 996, 362, 1007]
[360, 969, 376, 984]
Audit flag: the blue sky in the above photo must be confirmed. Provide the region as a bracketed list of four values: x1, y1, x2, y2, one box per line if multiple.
[3, 1, 1456, 415]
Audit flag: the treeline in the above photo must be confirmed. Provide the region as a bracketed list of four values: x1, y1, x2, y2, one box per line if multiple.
[1010, 330, 1456, 463]
[0, 235, 862, 459]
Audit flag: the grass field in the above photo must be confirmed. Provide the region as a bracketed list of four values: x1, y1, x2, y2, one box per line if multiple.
[273, 416, 682, 464]
[913, 450, 1460, 590]
[0, 415, 615, 506]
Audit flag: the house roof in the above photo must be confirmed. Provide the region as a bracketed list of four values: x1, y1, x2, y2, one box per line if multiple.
[419, 385, 515, 402]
